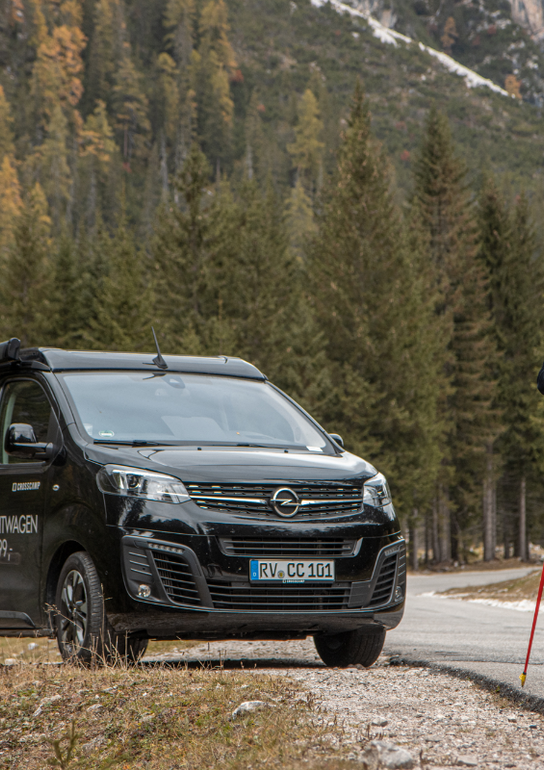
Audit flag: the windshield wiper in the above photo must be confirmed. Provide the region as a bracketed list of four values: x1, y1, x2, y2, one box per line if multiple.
[93, 440, 183, 447]
[234, 442, 304, 449]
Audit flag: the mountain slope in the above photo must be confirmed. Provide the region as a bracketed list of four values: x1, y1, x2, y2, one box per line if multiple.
[227, 0, 544, 197]
[337, 0, 544, 105]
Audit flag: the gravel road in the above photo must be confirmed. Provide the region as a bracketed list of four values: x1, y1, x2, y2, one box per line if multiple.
[145, 637, 544, 768]
[143, 569, 544, 768]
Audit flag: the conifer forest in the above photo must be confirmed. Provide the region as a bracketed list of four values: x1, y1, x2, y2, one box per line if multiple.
[1, 0, 544, 567]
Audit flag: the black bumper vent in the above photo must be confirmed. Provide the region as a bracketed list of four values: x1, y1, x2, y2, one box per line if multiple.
[127, 548, 153, 580]
[207, 581, 351, 612]
[368, 553, 398, 607]
[151, 551, 201, 606]
[219, 538, 356, 558]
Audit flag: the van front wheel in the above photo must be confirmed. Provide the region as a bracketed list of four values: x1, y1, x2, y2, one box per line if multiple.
[55, 551, 147, 664]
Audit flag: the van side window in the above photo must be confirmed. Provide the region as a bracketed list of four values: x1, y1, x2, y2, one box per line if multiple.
[0, 381, 53, 465]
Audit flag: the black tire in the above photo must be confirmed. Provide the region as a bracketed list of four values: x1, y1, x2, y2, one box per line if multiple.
[55, 551, 148, 665]
[114, 634, 149, 663]
[313, 627, 386, 668]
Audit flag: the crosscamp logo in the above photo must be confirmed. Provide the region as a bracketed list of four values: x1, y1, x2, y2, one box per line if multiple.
[0, 515, 38, 534]
[11, 481, 40, 492]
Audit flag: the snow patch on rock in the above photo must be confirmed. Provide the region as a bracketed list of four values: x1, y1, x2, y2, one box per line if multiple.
[310, 0, 510, 97]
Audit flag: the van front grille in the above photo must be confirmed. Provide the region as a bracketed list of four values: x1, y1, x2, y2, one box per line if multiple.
[207, 581, 351, 612]
[186, 482, 363, 519]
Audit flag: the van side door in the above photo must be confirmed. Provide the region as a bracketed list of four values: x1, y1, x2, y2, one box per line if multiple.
[0, 379, 55, 631]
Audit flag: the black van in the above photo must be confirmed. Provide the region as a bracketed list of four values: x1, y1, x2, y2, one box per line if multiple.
[0, 338, 405, 667]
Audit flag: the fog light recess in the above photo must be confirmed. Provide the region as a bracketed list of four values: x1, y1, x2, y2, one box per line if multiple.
[137, 584, 152, 598]
[393, 586, 403, 602]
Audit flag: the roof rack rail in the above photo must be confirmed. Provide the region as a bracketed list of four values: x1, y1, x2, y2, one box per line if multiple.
[0, 338, 21, 364]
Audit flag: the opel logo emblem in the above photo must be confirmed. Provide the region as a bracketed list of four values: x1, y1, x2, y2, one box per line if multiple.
[271, 487, 300, 517]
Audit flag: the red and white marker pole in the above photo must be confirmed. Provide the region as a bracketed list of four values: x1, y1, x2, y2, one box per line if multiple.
[520, 561, 544, 687]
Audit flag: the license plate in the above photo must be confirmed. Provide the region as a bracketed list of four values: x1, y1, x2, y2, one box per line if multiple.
[249, 559, 335, 583]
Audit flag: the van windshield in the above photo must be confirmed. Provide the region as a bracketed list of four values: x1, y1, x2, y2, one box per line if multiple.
[59, 372, 330, 452]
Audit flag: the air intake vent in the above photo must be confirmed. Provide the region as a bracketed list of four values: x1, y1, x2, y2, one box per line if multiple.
[368, 553, 398, 607]
[207, 581, 350, 612]
[151, 551, 201, 606]
[127, 548, 153, 579]
[219, 538, 356, 558]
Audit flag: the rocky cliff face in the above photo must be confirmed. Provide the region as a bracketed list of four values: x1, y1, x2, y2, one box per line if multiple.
[509, 0, 544, 40]
[350, 0, 396, 28]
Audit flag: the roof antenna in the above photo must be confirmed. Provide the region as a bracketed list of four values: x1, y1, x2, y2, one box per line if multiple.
[151, 327, 168, 370]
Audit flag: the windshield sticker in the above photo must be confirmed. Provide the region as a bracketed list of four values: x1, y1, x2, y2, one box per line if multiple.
[11, 481, 40, 492]
[99, 430, 115, 438]
[0, 515, 38, 534]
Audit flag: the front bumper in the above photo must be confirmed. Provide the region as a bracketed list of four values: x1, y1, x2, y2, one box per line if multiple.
[109, 532, 406, 638]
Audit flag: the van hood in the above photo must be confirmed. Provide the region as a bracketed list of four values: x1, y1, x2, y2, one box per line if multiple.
[85, 444, 378, 485]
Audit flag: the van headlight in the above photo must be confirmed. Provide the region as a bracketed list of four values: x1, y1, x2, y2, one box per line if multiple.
[96, 465, 190, 504]
[363, 473, 392, 509]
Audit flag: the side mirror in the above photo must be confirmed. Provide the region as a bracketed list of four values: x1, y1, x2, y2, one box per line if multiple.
[5, 423, 54, 460]
[329, 433, 344, 449]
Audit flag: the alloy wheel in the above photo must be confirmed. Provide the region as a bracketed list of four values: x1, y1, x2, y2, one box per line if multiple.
[58, 569, 88, 653]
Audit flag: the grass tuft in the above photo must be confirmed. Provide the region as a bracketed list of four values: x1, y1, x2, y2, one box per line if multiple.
[0, 657, 357, 769]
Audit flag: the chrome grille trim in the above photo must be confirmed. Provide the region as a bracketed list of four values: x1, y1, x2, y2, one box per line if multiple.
[187, 482, 363, 518]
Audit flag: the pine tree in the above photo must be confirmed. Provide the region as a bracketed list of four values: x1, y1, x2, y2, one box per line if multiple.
[476, 173, 510, 559]
[218, 180, 299, 371]
[155, 52, 181, 150]
[164, 0, 195, 66]
[190, 0, 237, 166]
[0, 154, 23, 260]
[309, 84, 443, 522]
[112, 53, 151, 167]
[29, 11, 86, 133]
[88, 208, 154, 351]
[47, 232, 87, 347]
[480, 187, 544, 560]
[0, 183, 53, 346]
[285, 175, 316, 260]
[164, 0, 196, 172]
[85, 0, 125, 112]
[37, 103, 72, 226]
[0, 85, 15, 161]
[79, 100, 117, 230]
[413, 107, 499, 563]
[152, 143, 212, 351]
[81, 100, 116, 166]
[287, 88, 324, 193]
[0, 86, 22, 258]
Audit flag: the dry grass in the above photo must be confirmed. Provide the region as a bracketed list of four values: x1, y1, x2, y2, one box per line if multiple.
[0, 658, 359, 770]
[0, 638, 200, 666]
[441, 568, 541, 602]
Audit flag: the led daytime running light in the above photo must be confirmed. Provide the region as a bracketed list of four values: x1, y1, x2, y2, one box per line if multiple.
[147, 542, 185, 555]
